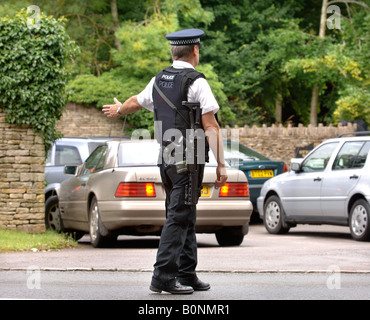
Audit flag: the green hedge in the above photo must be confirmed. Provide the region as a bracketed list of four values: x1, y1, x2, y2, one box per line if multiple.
[0, 9, 78, 150]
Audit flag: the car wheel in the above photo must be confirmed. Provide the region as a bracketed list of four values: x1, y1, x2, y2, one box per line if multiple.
[349, 199, 370, 242]
[264, 195, 290, 234]
[216, 227, 245, 246]
[45, 195, 62, 232]
[89, 196, 116, 248]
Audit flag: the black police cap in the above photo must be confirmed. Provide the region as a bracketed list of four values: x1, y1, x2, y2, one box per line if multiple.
[166, 28, 204, 46]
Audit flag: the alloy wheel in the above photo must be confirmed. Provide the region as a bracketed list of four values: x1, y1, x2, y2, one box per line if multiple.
[351, 204, 368, 237]
[90, 202, 99, 243]
[265, 200, 281, 230]
[45, 196, 62, 232]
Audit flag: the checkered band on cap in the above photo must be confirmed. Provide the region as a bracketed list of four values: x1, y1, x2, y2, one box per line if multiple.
[166, 29, 204, 46]
[169, 38, 201, 46]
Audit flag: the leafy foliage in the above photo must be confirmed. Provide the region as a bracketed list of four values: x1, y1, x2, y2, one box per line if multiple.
[201, 0, 369, 127]
[0, 9, 78, 149]
[68, 0, 233, 133]
[1, 0, 369, 129]
[334, 86, 370, 125]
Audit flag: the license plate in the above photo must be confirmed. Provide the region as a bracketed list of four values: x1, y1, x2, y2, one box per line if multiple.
[250, 170, 274, 178]
[201, 185, 210, 197]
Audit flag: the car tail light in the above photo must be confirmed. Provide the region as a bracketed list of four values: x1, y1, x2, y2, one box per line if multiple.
[115, 183, 156, 197]
[283, 163, 288, 173]
[219, 183, 249, 197]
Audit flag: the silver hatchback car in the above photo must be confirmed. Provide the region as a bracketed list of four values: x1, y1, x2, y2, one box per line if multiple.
[257, 132, 370, 241]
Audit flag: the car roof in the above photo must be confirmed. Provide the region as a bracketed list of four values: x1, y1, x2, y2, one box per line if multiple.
[337, 131, 370, 138]
[55, 137, 122, 143]
[325, 134, 370, 144]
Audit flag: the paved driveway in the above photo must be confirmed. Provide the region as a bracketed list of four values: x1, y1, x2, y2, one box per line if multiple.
[1, 224, 369, 273]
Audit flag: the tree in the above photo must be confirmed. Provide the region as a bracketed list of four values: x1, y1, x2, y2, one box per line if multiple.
[2, 0, 368, 129]
[283, 0, 369, 126]
[110, 0, 121, 51]
[309, 0, 369, 126]
[68, 0, 233, 133]
[200, 0, 314, 125]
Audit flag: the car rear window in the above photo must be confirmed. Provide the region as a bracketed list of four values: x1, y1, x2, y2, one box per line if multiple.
[118, 141, 219, 167]
[225, 141, 269, 161]
[55, 145, 82, 166]
[118, 142, 160, 166]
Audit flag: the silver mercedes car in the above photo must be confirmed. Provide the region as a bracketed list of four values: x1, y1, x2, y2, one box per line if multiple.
[56, 139, 253, 247]
[257, 133, 370, 241]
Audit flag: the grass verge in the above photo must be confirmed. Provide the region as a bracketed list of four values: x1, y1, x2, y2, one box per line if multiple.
[0, 229, 78, 253]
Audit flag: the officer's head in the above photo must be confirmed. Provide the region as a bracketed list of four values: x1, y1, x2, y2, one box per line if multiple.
[166, 29, 204, 67]
[171, 44, 200, 64]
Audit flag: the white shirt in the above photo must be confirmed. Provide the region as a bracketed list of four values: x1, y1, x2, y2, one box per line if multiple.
[137, 60, 219, 115]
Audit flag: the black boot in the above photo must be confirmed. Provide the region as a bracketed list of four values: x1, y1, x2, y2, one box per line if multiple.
[150, 280, 194, 294]
[178, 276, 210, 291]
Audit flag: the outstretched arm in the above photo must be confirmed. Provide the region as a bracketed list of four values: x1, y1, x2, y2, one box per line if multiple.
[102, 96, 143, 118]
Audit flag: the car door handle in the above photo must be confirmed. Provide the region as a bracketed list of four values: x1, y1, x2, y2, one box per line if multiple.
[314, 177, 322, 182]
[350, 175, 359, 180]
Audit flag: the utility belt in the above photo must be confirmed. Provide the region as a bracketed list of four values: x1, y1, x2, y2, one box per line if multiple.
[161, 140, 188, 174]
[161, 141, 202, 207]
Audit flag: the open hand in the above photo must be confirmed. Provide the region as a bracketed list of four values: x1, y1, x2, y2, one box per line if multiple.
[102, 98, 122, 118]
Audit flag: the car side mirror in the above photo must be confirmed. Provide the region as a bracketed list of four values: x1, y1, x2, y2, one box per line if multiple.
[290, 162, 301, 173]
[64, 165, 78, 176]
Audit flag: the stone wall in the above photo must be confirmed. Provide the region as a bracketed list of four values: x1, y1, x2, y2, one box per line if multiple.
[56, 102, 127, 137]
[1, 102, 357, 234]
[0, 112, 45, 233]
[57, 103, 358, 167]
[228, 123, 357, 167]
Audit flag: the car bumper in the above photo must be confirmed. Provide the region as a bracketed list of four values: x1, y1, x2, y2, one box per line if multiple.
[99, 199, 253, 230]
[248, 184, 263, 205]
[257, 196, 265, 219]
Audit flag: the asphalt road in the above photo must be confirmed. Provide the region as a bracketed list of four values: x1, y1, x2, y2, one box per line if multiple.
[1, 224, 369, 301]
[1, 270, 370, 300]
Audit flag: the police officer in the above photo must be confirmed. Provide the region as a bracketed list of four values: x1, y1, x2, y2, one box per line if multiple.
[103, 28, 228, 294]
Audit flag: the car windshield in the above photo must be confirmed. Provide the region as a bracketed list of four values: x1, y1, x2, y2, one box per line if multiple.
[118, 141, 218, 167]
[224, 141, 269, 161]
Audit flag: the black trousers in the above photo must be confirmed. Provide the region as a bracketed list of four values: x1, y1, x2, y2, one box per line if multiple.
[152, 163, 205, 286]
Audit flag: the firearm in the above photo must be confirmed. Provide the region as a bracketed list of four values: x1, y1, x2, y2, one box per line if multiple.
[182, 101, 202, 208]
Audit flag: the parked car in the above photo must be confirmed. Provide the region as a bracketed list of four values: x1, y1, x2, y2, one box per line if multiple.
[257, 132, 370, 241]
[55, 139, 253, 247]
[224, 140, 287, 215]
[45, 137, 114, 231]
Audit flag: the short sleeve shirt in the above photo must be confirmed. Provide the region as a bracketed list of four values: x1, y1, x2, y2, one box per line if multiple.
[137, 61, 219, 115]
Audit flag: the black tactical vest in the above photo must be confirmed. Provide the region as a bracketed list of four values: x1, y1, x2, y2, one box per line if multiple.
[153, 66, 209, 161]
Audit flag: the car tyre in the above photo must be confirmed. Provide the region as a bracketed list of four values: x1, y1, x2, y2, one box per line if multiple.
[216, 227, 245, 246]
[45, 195, 85, 240]
[264, 195, 290, 234]
[45, 195, 62, 232]
[89, 196, 116, 248]
[349, 199, 370, 242]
